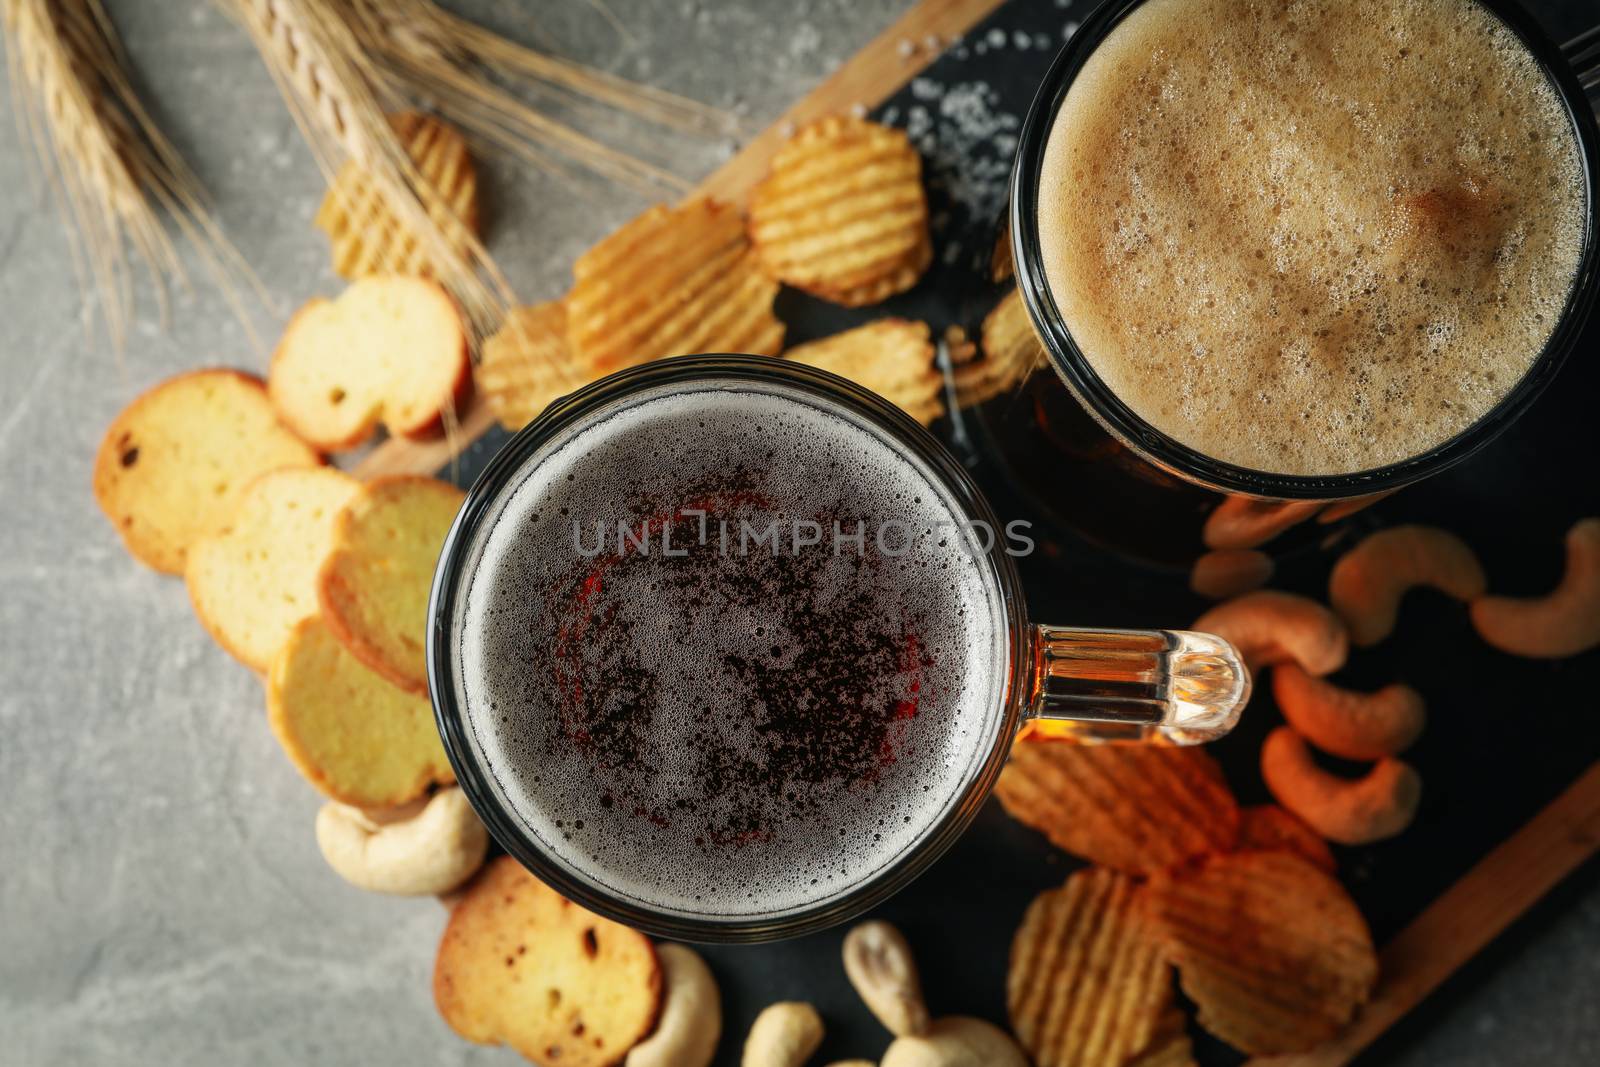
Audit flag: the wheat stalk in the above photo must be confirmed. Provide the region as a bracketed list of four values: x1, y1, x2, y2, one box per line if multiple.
[341, 0, 701, 198]
[3, 0, 260, 349]
[228, 0, 511, 333]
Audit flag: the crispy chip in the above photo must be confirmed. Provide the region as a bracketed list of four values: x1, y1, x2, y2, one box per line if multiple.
[315, 111, 478, 281]
[953, 289, 1047, 407]
[1125, 1009, 1197, 1067]
[994, 738, 1239, 875]
[1236, 804, 1337, 874]
[785, 319, 943, 426]
[1147, 851, 1378, 1055]
[476, 301, 584, 430]
[749, 115, 931, 306]
[1008, 868, 1174, 1067]
[808, 231, 933, 308]
[567, 199, 785, 374]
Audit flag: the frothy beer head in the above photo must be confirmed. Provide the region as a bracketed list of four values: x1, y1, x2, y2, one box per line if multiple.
[1037, 0, 1587, 475]
[449, 381, 1008, 921]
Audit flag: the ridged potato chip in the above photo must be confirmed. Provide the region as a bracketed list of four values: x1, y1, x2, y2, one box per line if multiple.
[1125, 1009, 1197, 1067]
[1009, 868, 1173, 1067]
[995, 738, 1239, 875]
[316, 111, 478, 281]
[568, 199, 784, 374]
[1146, 850, 1378, 1055]
[1235, 804, 1337, 874]
[477, 301, 583, 431]
[749, 115, 931, 306]
[953, 288, 1047, 407]
[785, 319, 943, 426]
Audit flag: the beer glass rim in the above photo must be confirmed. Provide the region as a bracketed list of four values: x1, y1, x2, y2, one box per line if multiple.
[1009, 0, 1600, 500]
[427, 354, 1031, 942]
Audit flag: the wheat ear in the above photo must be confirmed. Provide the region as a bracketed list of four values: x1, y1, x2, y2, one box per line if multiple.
[3, 0, 262, 349]
[228, 0, 511, 333]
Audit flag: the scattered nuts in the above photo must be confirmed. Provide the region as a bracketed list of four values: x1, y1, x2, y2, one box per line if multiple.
[1471, 518, 1600, 659]
[1202, 497, 1323, 550]
[1260, 727, 1421, 845]
[1189, 548, 1274, 599]
[1193, 590, 1349, 675]
[880, 1016, 1029, 1067]
[1329, 525, 1487, 645]
[743, 1002, 824, 1067]
[843, 920, 930, 1037]
[314, 787, 488, 896]
[824, 1062, 875, 1067]
[626, 944, 721, 1067]
[1272, 664, 1426, 760]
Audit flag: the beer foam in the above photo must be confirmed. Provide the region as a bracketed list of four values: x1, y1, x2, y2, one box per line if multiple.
[1037, 0, 1586, 475]
[451, 381, 1009, 920]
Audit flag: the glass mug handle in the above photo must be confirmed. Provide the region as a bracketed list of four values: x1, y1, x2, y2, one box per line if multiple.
[1023, 626, 1250, 744]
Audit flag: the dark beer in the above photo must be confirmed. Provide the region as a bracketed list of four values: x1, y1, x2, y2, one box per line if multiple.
[449, 381, 1010, 920]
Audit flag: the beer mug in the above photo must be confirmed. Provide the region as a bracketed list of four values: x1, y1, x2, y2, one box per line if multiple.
[976, 0, 1600, 564]
[428, 355, 1248, 941]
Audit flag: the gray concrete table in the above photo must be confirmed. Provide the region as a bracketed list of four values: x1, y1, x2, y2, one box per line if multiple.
[1, 2, 1595, 1064]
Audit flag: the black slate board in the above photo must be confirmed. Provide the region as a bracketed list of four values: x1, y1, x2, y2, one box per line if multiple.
[439, 1, 1600, 1062]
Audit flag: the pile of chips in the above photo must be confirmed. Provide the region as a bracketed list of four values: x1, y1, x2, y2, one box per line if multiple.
[998, 736, 1380, 1062]
[476, 114, 945, 433]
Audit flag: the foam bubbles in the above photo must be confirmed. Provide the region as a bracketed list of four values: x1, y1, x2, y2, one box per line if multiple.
[451, 382, 1008, 920]
[1037, 0, 1586, 475]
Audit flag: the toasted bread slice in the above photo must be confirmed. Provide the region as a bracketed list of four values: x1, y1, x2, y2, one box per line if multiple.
[435, 857, 662, 1067]
[266, 616, 453, 807]
[93, 369, 323, 574]
[319, 476, 465, 694]
[269, 276, 470, 451]
[185, 467, 361, 671]
[315, 110, 480, 281]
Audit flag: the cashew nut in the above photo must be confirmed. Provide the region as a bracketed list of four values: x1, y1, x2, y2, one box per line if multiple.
[842, 920, 929, 1037]
[1189, 548, 1274, 600]
[1329, 525, 1486, 646]
[1272, 663, 1426, 760]
[1471, 518, 1600, 659]
[1260, 726, 1421, 845]
[880, 1016, 1029, 1067]
[1203, 497, 1323, 550]
[1193, 590, 1348, 675]
[626, 944, 721, 1067]
[314, 787, 488, 896]
[743, 1002, 823, 1067]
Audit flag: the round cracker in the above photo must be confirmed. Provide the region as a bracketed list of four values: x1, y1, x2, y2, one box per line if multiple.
[434, 857, 662, 1067]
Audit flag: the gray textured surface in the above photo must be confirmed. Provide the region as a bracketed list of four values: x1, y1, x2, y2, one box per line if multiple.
[0, 1, 1596, 1065]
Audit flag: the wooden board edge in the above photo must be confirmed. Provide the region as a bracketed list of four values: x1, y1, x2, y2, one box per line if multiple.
[1246, 758, 1600, 1067]
[354, 0, 1008, 481]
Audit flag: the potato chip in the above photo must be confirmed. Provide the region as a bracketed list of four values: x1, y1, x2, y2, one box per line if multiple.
[749, 115, 931, 306]
[1146, 850, 1377, 1055]
[477, 301, 584, 431]
[785, 319, 943, 426]
[315, 111, 478, 281]
[567, 199, 785, 374]
[1008, 868, 1174, 1067]
[1125, 1009, 1197, 1067]
[953, 289, 1047, 407]
[809, 232, 933, 309]
[994, 737, 1239, 875]
[1235, 804, 1337, 874]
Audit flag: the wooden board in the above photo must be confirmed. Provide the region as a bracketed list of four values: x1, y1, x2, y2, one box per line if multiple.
[356, 0, 1600, 1060]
